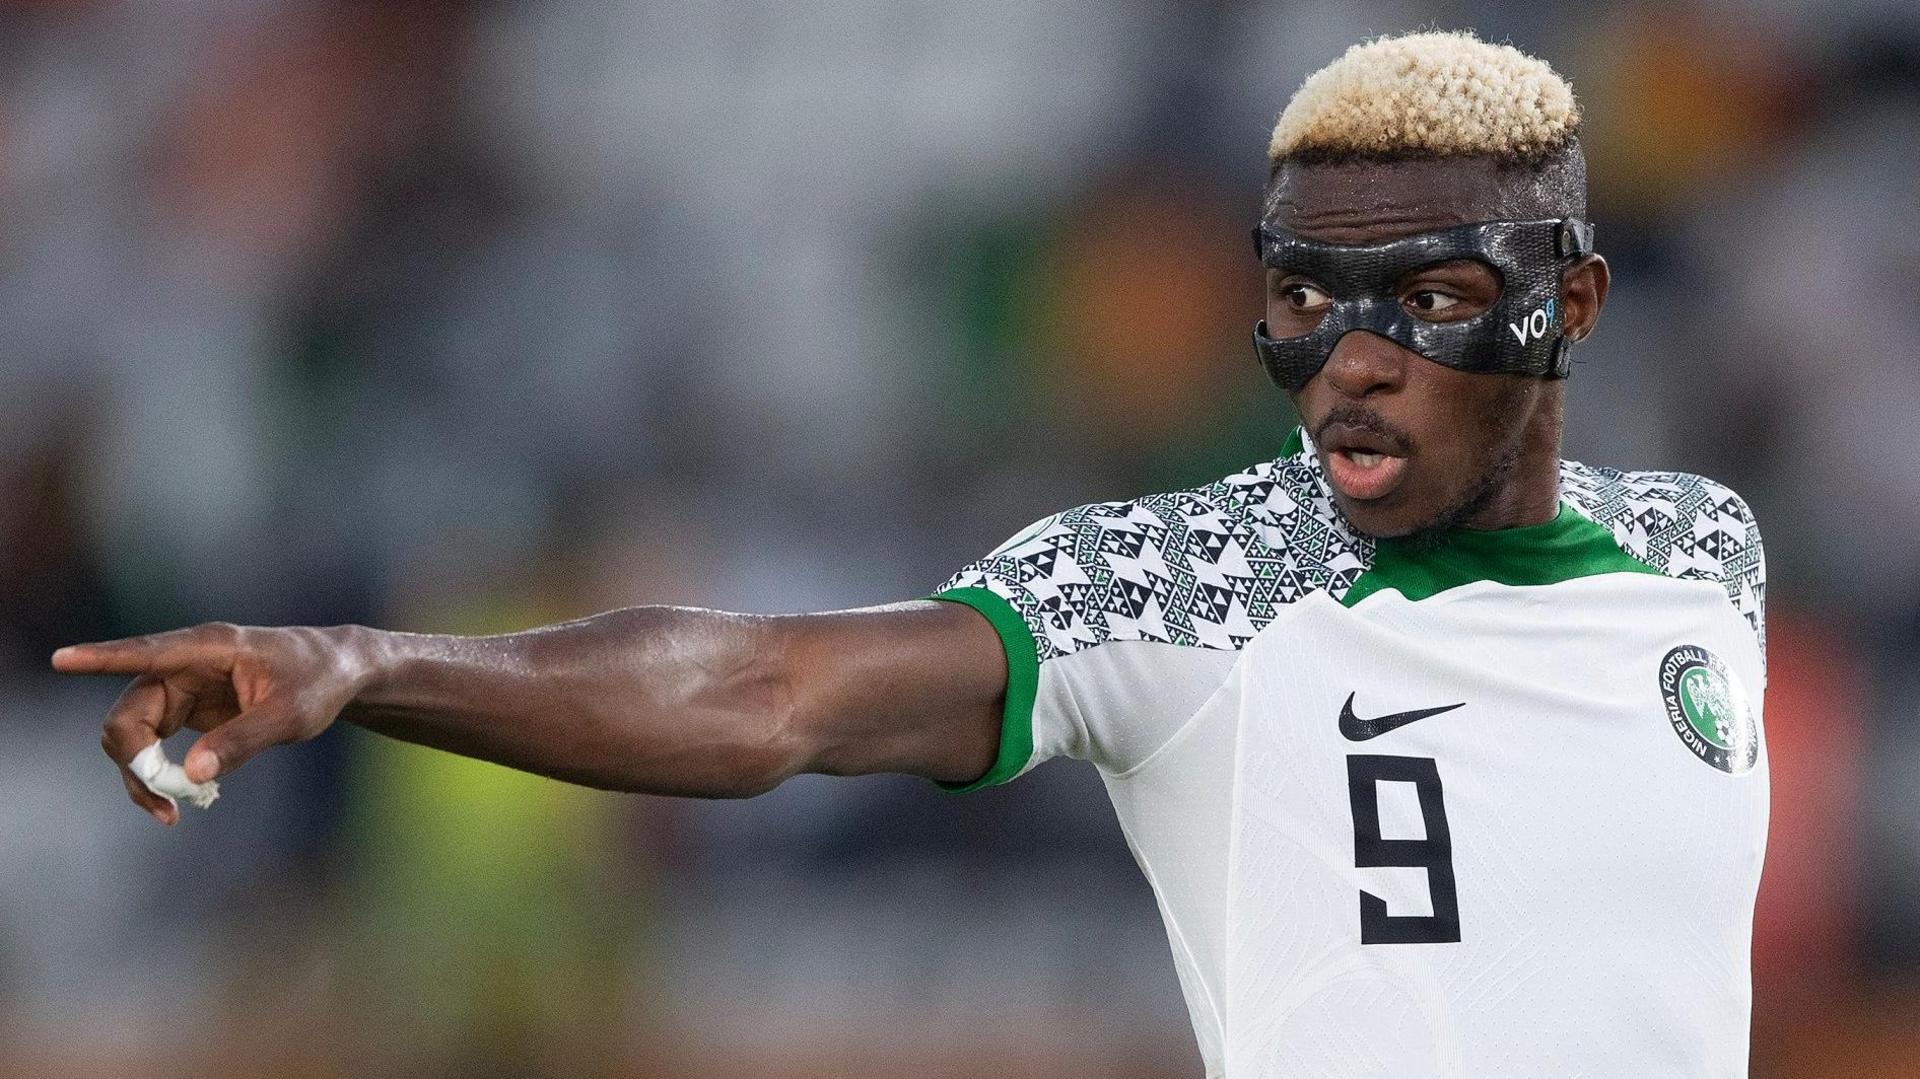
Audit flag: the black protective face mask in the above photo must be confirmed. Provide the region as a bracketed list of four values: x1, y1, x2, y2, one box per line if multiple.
[1250, 218, 1595, 393]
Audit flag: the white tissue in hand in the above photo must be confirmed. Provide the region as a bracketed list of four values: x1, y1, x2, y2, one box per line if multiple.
[129, 742, 219, 809]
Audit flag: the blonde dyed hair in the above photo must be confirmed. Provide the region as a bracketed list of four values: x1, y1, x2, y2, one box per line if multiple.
[1269, 31, 1579, 165]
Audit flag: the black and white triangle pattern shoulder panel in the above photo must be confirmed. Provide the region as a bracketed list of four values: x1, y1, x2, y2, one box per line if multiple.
[939, 454, 1371, 661]
[1559, 460, 1767, 653]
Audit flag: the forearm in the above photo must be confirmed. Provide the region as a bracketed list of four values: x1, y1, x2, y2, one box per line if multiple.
[62, 596, 1004, 817]
[342, 606, 809, 797]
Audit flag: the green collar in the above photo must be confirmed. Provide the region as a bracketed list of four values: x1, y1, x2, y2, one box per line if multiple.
[1343, 502, 1657, 606]
[1277, 426, 1654, 604]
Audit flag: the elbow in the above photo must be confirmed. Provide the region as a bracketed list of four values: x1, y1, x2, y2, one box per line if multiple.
[674, 615, 818, 799]
[556, 605, 838, 799]
[665, 720, 810, 800]
[596, 720, 806, 801]
[704, 762, 793, 800]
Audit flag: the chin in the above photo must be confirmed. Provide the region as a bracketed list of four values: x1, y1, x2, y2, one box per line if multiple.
[1332, 490, 1456, 543]
[1331, 496, 1413, 540]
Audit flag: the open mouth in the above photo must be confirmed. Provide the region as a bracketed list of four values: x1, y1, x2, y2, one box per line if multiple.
[1317, 420, 1412, 503]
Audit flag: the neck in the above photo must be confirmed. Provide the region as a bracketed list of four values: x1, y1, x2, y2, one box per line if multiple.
[1455, 382, 1565, 531]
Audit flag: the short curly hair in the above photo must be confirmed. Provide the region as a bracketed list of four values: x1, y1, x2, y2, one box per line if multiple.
[1269, 30, 1581, 167]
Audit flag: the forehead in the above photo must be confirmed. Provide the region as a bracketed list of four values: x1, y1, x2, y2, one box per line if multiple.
[1262, 157, 1520, 244]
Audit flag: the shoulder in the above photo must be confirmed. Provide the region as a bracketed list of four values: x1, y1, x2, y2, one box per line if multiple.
[938, 450, 1369, 661]
[1559, 459, 1767, 645]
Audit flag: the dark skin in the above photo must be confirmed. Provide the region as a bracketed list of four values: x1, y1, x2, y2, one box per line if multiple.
[1265, 155, 1609, 538]
[55, 154, 1609, 825]
[60, 604, 1008, 826]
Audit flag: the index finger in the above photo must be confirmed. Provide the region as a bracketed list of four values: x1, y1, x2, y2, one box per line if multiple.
[52, 625, 235, 676]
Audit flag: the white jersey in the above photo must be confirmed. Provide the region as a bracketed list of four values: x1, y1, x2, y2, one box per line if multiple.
[935, 428, 1767, 1079]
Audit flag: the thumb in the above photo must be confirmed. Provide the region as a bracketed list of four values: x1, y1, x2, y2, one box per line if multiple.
[184, 695, 302, 782]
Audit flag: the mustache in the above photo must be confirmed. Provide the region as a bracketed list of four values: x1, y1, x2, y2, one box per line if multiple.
[1313, 404, 1414, 456]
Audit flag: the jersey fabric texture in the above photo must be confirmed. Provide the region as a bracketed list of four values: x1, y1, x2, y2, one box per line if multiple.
[933, 428, 1768, 1079]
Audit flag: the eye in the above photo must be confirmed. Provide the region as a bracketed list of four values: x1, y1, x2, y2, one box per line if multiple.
[1405, 289, 1463, 315]
[1281, 280, 1331, 312]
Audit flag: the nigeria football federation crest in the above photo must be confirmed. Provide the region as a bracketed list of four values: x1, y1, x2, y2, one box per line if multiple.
[1659, 645, 1758, 774]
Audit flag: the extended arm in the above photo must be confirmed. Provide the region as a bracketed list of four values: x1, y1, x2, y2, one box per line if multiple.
[53, 601, 1007, 824]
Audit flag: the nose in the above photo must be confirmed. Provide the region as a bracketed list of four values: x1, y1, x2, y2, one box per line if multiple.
[1320, 330, 1410, 399]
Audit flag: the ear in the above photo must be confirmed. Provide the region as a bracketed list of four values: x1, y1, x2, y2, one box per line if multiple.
[1560, 254, 1609, 342]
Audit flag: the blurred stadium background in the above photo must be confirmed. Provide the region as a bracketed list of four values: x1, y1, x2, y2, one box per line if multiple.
[0, 1, 1915, 1076]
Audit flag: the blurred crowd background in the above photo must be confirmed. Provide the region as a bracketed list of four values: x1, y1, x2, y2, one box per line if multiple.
[1, 0, 1915, 1076]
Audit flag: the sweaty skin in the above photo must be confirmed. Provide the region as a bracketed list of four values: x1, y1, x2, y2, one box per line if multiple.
[1264, 156, 1609, 539]
[60, 606, 1004, 825]
[57, 154, 1608, 824]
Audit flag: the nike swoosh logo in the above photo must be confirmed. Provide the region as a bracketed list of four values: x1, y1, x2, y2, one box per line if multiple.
[1338, 692, 1465, 741]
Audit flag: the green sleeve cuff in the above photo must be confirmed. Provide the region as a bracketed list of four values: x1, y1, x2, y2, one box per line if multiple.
[929, 586, 1039, 792]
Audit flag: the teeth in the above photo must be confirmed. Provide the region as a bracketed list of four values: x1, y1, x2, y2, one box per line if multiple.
[1349, 451, 1383, 468]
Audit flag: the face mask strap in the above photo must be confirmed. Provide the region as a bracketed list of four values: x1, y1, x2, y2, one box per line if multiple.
[1555, 218, 1595, 259]
[1543, 219, 1594, 378]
